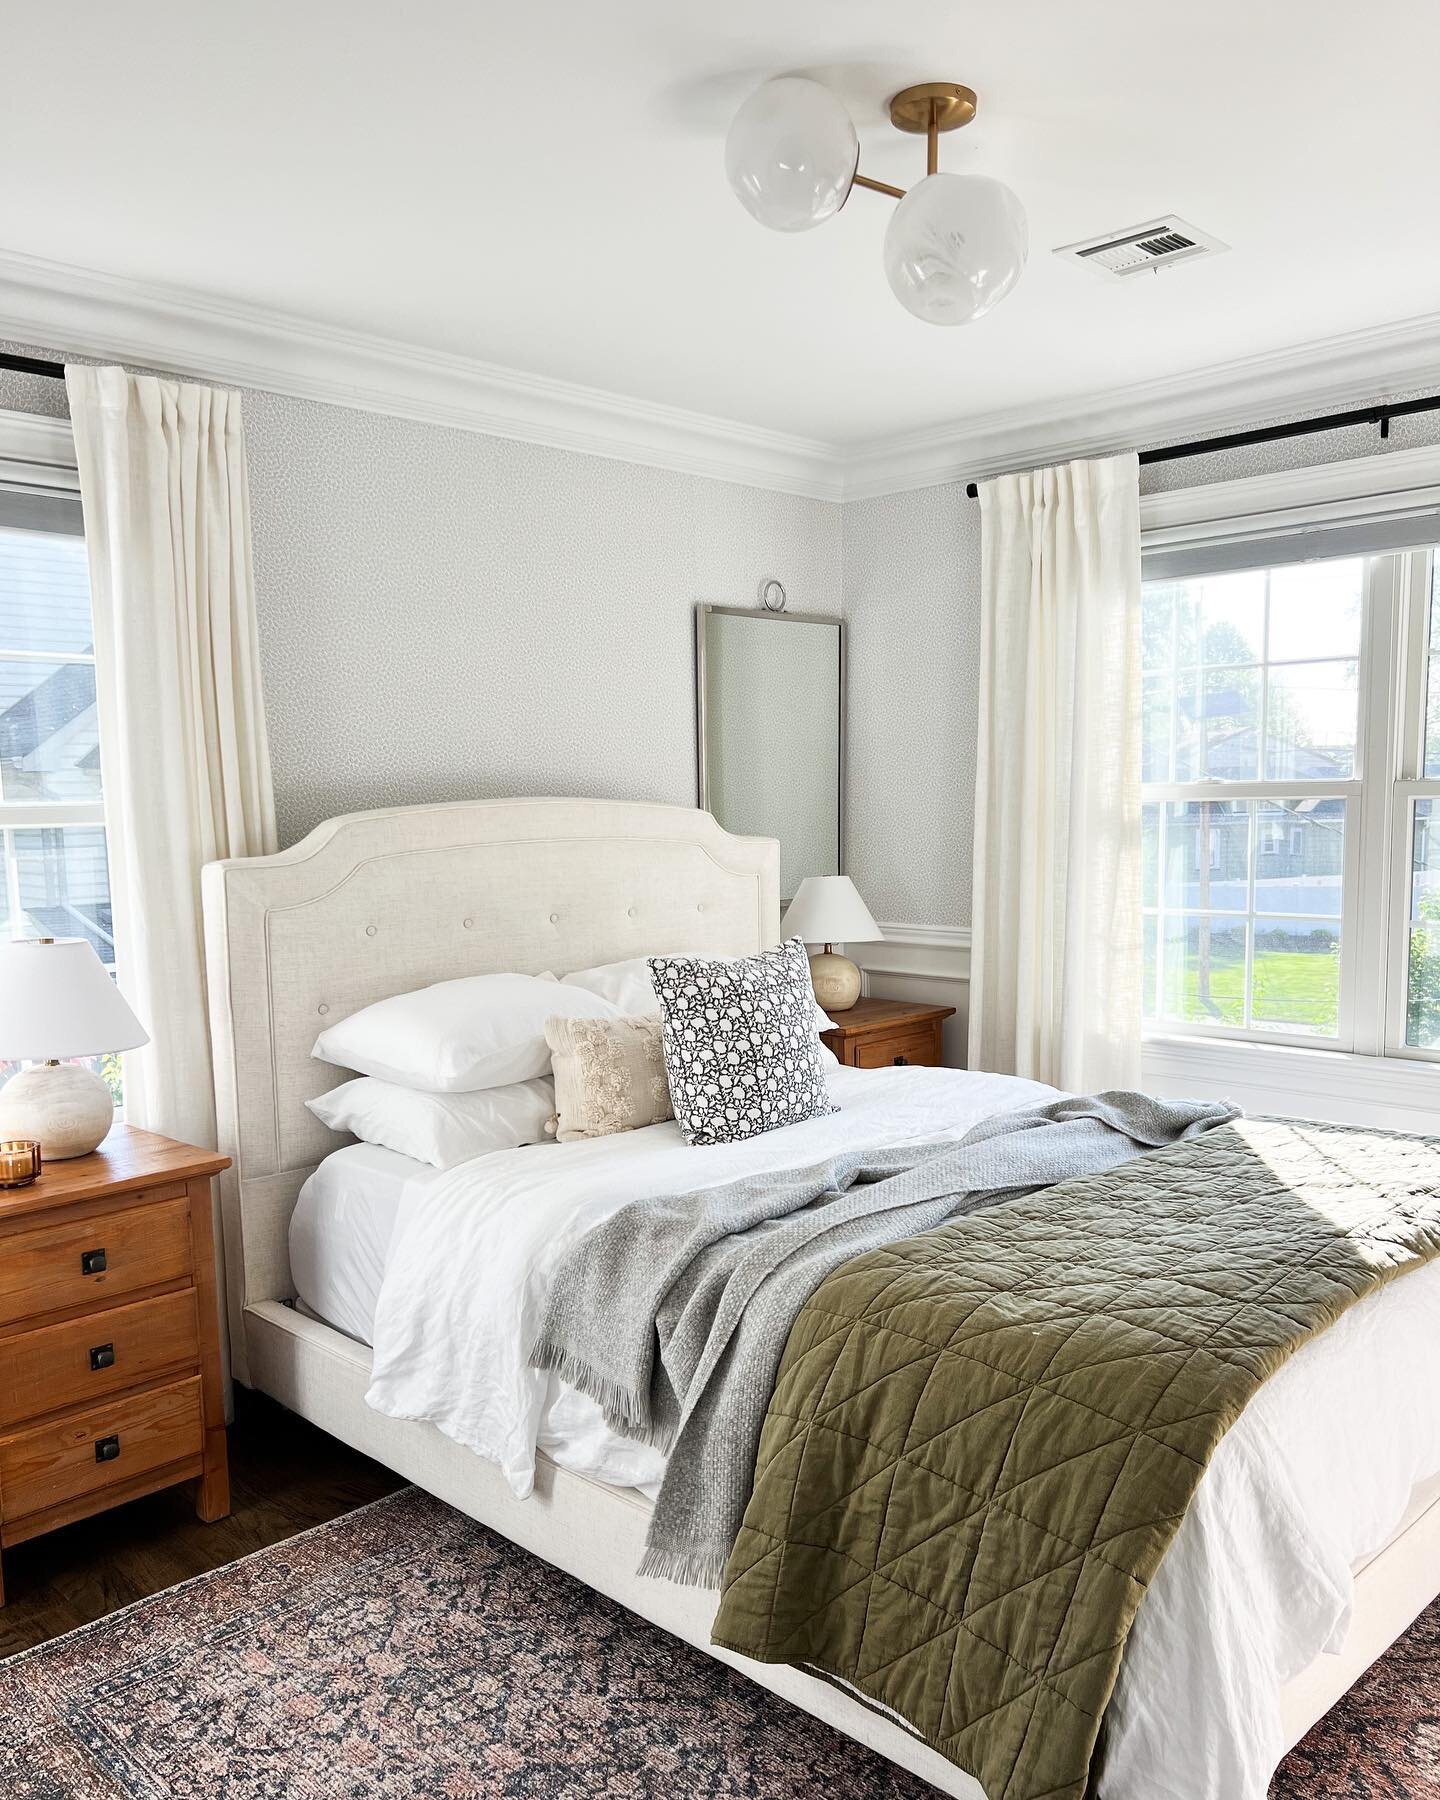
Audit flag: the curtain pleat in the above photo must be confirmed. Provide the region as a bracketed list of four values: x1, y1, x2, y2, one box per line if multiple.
[969, 452, 1142, 1092]
[66, 365, 277, 1149]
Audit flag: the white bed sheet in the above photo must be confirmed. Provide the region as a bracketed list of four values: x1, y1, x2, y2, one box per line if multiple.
[289, 1143, 669, 1492]
[290, 1142, 432, 1345]
[358, 1062, 1440, 1800]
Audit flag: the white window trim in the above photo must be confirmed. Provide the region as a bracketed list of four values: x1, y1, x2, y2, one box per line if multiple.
[1139, 442, 1440, 1116]
[0, 409, 80, 495]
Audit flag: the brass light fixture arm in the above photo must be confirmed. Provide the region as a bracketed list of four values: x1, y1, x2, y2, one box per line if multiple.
[850, 81, 976, 206]
[853, 173, 906, 200]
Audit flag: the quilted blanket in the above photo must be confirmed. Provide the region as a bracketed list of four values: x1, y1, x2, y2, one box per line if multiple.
[710, 1115, 1440, 1800]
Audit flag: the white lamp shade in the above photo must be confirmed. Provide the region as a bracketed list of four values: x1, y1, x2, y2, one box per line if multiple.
[883, 172, 1028, 326]
[725, 77, 859, 233]
[781, 876, 882, 946]
[0, 938, 148, 1062]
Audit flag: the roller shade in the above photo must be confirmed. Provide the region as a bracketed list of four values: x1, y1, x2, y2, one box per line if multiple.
[0, 483, 84, 536]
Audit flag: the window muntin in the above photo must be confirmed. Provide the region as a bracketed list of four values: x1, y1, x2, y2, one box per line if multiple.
[1143, 797, 1344, 1040]
[1141, 559, 1362, 789]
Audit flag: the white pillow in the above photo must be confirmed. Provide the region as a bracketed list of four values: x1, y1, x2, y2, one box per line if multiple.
[311, 972, 617, 1092]
[562, 954, 838, 1038]
[307, 1075, 557, 1169]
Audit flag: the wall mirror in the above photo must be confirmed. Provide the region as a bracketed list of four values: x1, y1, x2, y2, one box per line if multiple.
[695, 604, 844, 903]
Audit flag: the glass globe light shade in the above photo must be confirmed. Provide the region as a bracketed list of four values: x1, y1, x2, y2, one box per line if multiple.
[882, 173, 1028, 325]
[725, 78, 858, 233]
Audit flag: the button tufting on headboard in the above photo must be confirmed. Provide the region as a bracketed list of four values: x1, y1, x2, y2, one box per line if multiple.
[200, 796, 779, 1386]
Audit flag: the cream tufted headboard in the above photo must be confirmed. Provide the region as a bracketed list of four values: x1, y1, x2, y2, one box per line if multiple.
[202, 797, 779, 1380]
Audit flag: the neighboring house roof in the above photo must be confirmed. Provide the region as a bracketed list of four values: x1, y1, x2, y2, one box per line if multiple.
[0, 659, 96, 768]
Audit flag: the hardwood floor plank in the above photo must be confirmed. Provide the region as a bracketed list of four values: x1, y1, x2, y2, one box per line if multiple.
[0, 1387, 403, 1657]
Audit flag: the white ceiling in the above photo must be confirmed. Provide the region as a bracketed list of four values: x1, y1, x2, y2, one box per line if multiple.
[4, 1, 1440, 448]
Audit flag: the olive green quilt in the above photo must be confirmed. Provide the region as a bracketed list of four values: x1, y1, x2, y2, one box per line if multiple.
[711, 1116, 1440, 1800]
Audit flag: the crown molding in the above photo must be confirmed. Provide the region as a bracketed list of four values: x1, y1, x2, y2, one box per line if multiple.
[841, 312, 1440, 500]
[0, 248, 847, 502]
[4, 248, 1440, 508]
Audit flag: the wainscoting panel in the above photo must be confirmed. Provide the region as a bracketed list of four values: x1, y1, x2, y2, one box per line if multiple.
[850, 925, 971, 1067]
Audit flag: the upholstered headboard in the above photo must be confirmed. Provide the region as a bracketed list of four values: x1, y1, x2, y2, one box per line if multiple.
[202, 797, 779, 1381]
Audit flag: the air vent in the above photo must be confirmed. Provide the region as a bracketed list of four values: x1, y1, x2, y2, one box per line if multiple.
[1054, 216, 1228, 278]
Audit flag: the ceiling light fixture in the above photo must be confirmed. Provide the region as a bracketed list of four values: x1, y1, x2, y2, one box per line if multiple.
[725, 78, 1028, 327]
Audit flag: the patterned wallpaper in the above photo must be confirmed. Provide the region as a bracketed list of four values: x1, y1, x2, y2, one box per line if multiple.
[0, 340, 841, 846]
[843, 483, 978, 927]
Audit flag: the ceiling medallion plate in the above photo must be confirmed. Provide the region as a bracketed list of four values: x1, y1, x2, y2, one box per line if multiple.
[888, 82, 977, 134]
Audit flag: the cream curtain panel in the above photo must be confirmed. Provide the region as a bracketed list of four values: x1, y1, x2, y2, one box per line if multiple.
[67, 366, 277, 1148]
[968, 452, 1142, 1092]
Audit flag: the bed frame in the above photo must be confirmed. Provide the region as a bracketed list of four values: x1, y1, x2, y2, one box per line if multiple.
[202, 796, 1440, 1798]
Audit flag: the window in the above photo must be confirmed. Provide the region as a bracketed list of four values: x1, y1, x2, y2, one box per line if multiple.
[1142, 535, 1440, 1061]
[0, 450, 121, 1106]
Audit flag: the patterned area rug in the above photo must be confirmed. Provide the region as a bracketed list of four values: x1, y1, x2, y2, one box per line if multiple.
[0, 1487, 1434, 1799]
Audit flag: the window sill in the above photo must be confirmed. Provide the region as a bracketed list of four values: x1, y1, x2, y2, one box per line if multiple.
[1141, 1032, 1440, 1131]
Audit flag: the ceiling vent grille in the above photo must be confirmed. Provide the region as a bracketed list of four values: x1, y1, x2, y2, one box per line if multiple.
[1054, 216, 1227, 278]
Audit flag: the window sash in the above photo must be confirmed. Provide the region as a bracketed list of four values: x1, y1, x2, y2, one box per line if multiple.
[1142, 545, 1440, 1061]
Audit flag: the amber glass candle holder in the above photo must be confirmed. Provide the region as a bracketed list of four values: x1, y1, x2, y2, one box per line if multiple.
[0, 1138, 41, 1187]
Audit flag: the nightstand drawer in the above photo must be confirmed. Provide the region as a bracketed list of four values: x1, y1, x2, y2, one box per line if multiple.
[0, 1290, 200, 1428]
[0, 1194, 192, 1327]
[853, 1024, 943, 1069]
[0, 1374, 203, 1524]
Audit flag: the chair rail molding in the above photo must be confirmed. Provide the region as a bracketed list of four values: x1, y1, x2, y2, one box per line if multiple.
[853, 922, 971, 984]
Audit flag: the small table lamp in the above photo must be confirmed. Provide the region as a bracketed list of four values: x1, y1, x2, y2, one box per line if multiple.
[781, 875, 883, 1012]
[0, 938, 149, 1158]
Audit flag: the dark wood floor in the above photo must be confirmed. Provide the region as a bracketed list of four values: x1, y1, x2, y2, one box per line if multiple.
[0, 1388, 405, 1658]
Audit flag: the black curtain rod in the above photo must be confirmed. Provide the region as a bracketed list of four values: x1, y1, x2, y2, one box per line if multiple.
[6, 351, 1437, 495]
[963, 393, 1440, 497]
[0, 352, 66, 381]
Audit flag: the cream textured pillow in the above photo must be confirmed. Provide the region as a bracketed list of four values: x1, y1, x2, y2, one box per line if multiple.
[544, 1013, 673, 1143]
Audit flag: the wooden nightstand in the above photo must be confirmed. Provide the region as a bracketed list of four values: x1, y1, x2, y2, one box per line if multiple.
[820, 997, 956, 1069]
[0, 1125, 231, 1603]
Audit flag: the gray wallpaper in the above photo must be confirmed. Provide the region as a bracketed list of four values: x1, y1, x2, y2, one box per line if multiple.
[843, 484, 978, 927]
[0, 340, 841, 846]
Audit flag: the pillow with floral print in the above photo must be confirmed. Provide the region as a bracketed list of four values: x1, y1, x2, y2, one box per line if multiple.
[648, 937, 836, 1146]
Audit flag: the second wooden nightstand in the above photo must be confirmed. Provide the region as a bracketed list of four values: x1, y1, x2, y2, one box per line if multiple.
[819, 997, 956, 1068]
[0, 1124, 231, 1604]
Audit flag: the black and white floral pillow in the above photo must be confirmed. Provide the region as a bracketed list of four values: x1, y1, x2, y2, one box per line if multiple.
[648, 937, 837, 1146]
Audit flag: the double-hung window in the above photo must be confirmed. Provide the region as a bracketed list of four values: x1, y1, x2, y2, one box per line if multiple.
[1141, 485, 1440, 1064]
[0, 411, 119, 1104]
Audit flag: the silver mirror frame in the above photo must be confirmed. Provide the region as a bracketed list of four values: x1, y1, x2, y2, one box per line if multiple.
[694, 602, 847, 879]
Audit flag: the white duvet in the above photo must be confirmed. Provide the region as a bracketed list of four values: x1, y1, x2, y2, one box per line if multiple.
[364, 1062, 1440, 1800]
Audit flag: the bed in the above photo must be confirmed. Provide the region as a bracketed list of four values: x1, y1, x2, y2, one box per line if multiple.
[202, 796, 1440, 1799]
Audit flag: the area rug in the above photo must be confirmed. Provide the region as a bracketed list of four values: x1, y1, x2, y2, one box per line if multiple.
[0, 1487, 1434, 1798]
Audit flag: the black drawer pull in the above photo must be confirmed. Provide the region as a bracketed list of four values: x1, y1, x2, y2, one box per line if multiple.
[89, 1343, 116, 1371]
[94, 1435, 121, 1463]
[81, 1248, 107, 1276]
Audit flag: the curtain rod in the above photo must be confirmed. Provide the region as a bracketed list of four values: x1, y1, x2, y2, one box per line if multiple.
[6, 352, 1437, 495]
[0, 352, 66, 380]
[962, 393, 1440, 497]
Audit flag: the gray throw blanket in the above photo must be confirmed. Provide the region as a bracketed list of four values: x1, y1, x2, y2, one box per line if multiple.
[529, 1090, 1238, 1586]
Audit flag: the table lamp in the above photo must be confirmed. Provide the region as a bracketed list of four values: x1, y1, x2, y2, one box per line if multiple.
[0, 938, 149, 1158]
[781, 875, 883, 1012]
